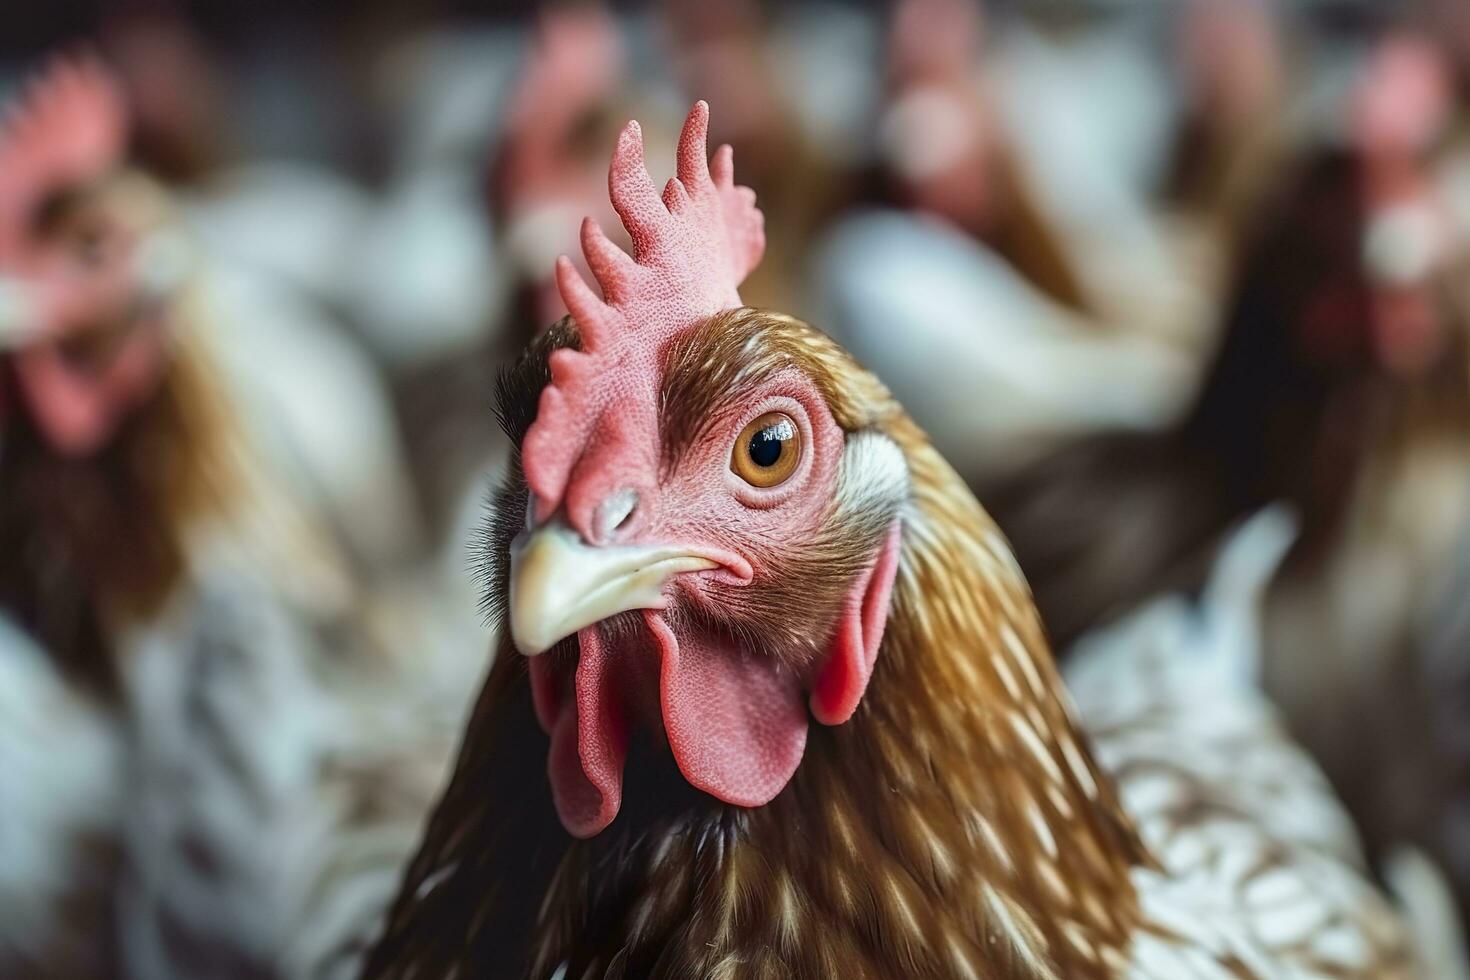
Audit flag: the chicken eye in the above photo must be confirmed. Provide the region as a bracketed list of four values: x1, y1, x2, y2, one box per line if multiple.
[731, 412, 801, 488]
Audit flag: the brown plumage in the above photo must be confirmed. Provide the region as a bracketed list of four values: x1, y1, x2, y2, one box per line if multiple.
[1160, 0, 1289, 238]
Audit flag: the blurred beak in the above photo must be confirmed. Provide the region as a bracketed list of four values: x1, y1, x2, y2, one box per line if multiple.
[134, 229, 196, 301]
[509, 519, 718, 656]
[0, 280, 42, 350]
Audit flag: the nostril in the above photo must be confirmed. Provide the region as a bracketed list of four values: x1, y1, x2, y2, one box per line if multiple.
[596, 488, 640, 541]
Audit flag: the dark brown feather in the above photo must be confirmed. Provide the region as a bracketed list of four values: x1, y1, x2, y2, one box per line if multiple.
[984, 147, 1399, 651]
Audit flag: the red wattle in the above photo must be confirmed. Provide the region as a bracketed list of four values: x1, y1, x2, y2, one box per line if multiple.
[647, 612, 809, 808]
[529, 520, 903, 836]
[810, 522, 904, 725]
[533, 629, 628, 838]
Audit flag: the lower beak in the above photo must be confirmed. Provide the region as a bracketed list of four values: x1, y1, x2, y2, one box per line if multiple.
[508, 519, 718, 656]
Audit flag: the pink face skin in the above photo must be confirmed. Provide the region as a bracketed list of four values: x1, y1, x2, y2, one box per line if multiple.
[514, 104, 905, 836]
[1354, 35, 1452, 172]
[1349, 36, 1458, 379]
[524, 334, 902, 837]
[13, 311, 169, 456]
[496, 5, 628, 324]
[1178, 0, 1282, 130]
[8, 180, 172, 456]
[881, 0, 997, 233]
[607, 369, 843, 599]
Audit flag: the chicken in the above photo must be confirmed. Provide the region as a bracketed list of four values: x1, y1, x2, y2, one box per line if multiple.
[876, 0, 1092, 314]
[983, 38, 1470, 945]
[0, 52, 476, 978]
[0, 614, 122, 977]
[1419, 511, 1470, 926]
[0, 51, 226, 976]
[985, 31, 1470, 652]
[1260, 33, 1470, 940]
[983, 11, 1207, 348]
[0, 51, 203, 698]
[659, 0, 856, 317]
[491, 3, 635, 336]
[364, 101, 1414, 978]
[374, 4, 637, 536]
[813, 212, 1197, 483]
[1159, 0, 1288, 236]
[812, 0, 1210, 484]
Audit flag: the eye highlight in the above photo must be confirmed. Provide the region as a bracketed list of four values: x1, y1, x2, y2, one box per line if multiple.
[731, 412, 802, 488]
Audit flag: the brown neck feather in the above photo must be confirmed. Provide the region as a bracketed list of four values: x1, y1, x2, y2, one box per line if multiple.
[525, 415, 1148, 980]
[364, 326, 1150, 978]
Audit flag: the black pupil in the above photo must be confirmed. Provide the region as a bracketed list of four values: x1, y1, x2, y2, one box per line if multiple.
[748, 420, 792, 468]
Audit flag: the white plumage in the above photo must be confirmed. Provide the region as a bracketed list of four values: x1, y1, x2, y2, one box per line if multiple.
[1069, 509, 1443, 977]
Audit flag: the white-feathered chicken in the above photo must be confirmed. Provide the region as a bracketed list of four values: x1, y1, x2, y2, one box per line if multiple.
[813, 0, 1210, 482]
[0, 52, 478, 979]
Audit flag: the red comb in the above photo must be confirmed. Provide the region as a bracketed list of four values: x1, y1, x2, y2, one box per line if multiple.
[0, 52, 127, 266]
[1351, 35, 1451, 163]
[500, 4, 624, 199]
[507, 5, 623, 131]
[521, 100, 765, 519]
[888, 0, 985, 85]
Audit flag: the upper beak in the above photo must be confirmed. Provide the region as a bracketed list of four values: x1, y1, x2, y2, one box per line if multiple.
[508, 519, 719, 656]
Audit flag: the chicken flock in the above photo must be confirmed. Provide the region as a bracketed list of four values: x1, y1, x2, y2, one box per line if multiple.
[2, 1, 1470, 978]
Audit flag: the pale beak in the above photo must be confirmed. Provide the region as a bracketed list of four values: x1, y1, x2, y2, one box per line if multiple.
[0, 279, 41, 350]
[508, 519, 718, 656]
[134, 229, 196, 301]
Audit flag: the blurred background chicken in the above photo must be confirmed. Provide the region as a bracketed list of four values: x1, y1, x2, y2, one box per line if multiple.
[984, 22, 1470, 939]
[813, 0, 1209, 484]
[2, 0, 1470, 975]
[0, 50, 482, 979]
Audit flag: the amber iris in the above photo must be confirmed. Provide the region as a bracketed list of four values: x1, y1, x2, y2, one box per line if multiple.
[731, 412, 801, 488]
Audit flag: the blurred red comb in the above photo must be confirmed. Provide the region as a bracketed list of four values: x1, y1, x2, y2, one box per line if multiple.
[1351, 34, 1451, 163]
[0, 51, 127, 265]
[521, 100, 765, 519]
[503, 4, 624, 164]
[888, 0, 985, 85]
